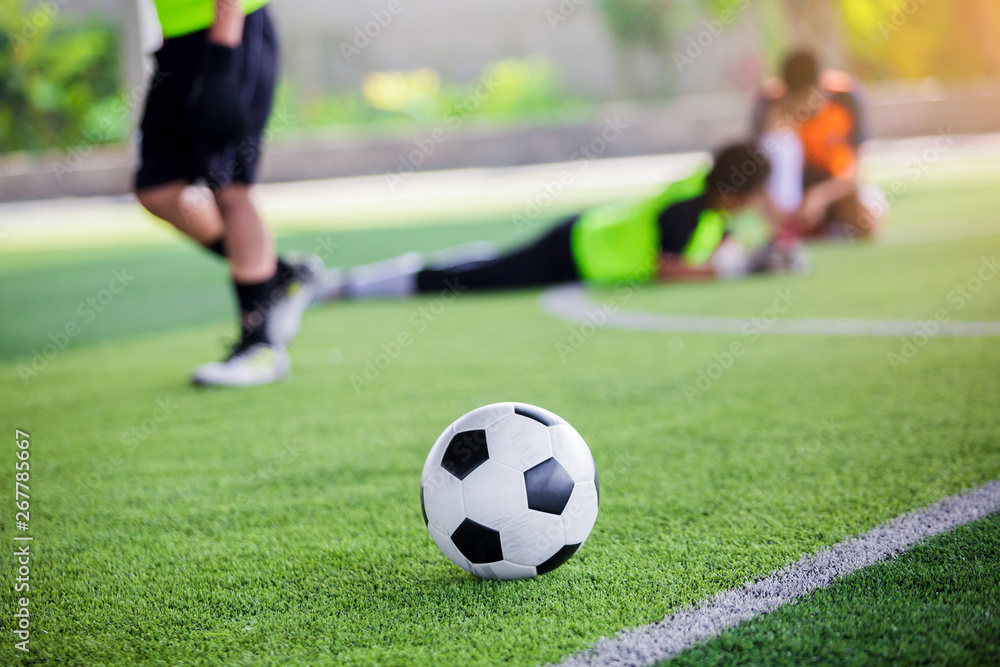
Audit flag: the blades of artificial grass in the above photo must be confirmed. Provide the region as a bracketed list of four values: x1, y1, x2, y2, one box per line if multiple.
[665, 511, 1000, 666]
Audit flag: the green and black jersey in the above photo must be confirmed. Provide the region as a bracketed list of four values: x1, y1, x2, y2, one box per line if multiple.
[153, 0, 269, 38]
[570, 170, 728, 284]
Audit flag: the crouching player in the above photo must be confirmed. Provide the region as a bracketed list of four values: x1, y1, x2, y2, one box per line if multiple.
[753, 50, 884, 240]
[320, 143, 801, 300]
[134, 0, 323, 388]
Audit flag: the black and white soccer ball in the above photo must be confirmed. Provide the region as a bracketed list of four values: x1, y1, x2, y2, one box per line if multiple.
[420, 402, 599, 580]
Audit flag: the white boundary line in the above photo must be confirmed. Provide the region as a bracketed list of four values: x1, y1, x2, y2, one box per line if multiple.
[556, 480, 1000, 667]
[540, 285, 1000, 337]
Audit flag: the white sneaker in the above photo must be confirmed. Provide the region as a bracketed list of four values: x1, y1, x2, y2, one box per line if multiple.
[267, 253, 325, 346]
[311, 267, 346, 305]
[426, 242, 499, 269]
[749, 239, 811, 276]
[343, 252, 423, 299]
[191, 342, 291, 387]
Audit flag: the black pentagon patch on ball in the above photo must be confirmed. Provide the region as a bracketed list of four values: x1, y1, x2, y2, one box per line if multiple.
[524, 457, 575, 515]
[514, 405, 562, 426]
[536, 543, 581, 575]
[451, 518, 503, 564]
[441, 429, 489, 480]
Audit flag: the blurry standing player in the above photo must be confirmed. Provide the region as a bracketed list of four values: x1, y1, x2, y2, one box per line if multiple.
[752, 50, 883, 239]
[135, 0, 322, 387]
[317, 143, 802, 302]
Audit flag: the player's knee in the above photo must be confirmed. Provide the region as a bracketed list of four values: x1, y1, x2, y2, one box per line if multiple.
[212, 185, 253, 216]
[849, 210, 882, 239]
[135, 186, 180, 216]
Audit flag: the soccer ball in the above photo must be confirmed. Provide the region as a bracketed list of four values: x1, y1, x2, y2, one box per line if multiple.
[420, 402, 599, 580]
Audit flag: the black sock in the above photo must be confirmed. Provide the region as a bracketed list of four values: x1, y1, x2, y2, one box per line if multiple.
[204, 237, 227, 259]
[233, 272, 279, 346]
[204, 239, 293, 287]
[275, 257, 296, 287]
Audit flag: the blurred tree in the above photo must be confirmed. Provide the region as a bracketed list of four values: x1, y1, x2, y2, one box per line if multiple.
[596, 0, 737, 97]
[597, 0, 670, 48]
[840, 0, 1000, 81]
[596, 0, 1000, 97]
[0, 2, 121, 153]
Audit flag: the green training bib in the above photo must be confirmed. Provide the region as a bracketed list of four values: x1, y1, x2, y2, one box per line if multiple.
[571, 170, 726, 284]
[154, 0, 269, 39]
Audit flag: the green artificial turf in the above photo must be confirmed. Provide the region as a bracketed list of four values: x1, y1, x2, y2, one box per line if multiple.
[0, 167, 999, 665]
[666, 512, 1000, 666]
[0, 217, 523, 362]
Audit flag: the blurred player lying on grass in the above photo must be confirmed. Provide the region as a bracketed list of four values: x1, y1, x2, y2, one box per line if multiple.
[134, 0, 323, 388]
[753, 50, 884, 240]
[318, 143, 805, 302]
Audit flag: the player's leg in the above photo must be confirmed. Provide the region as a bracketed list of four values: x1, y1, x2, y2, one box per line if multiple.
[132, 28, 232, 261]
[758, 129, 804, 235]
[828, 188, 882, 239]
[798, 183, 880, 240]
[190, 182, 290, 386]
[213, 184, 324, 347]
[311, 242, 499, 303]
[214, 184, 276, 283]
[135, 181, 228, 253]
[189, 7, 322, 387]
[416, 220, 578, 293]
[335, 219, 580, 299]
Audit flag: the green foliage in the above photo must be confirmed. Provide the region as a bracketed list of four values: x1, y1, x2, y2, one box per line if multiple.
[0, 2, 122, 153]
[595, 0, 1000, 83]
[440, 57, 570, 119]
[839, 0, 1000, 81]
[597, 0, 670, 49]
[273, 56, 582, 135]
[596, 0, 739, 51]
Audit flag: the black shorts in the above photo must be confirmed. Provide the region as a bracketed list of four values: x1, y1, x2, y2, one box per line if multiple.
[135, 7, 278, 191]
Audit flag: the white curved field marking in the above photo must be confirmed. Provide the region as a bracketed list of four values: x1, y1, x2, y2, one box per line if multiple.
[877, 216, 999, 246]
[540, 285, 1000, 337]
[555, 480, 1000, 667]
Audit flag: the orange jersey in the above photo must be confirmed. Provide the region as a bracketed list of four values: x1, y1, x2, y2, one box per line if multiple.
[799, 101, 857, 178]
[753, 70, 866, 183]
